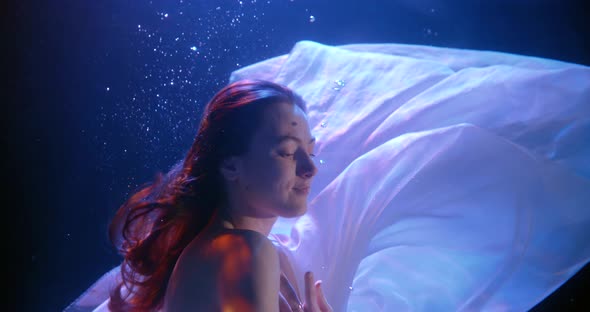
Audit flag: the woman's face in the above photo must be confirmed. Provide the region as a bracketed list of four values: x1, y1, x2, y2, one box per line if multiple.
[232, 101, 318, 218]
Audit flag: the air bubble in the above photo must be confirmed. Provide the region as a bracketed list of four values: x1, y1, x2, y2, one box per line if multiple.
[333, 79, 345, 90]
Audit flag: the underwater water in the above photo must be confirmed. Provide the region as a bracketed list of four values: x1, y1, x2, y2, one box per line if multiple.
[11, 0, 589, 311]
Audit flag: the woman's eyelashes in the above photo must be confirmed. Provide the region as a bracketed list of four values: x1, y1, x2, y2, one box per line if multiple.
[279, 151, 317, 159]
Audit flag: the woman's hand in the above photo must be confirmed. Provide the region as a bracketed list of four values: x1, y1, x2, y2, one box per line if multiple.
[303, 271, 333, 312]
[279, 271, 332, 312]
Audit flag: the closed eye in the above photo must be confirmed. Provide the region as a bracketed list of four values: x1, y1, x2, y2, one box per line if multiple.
[281, 153, 316, 158]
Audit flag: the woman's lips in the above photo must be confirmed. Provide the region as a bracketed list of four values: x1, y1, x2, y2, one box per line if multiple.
[293, 187, 310, 195]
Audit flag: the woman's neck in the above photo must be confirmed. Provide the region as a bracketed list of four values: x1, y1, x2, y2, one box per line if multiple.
[207, 209, 278, 236]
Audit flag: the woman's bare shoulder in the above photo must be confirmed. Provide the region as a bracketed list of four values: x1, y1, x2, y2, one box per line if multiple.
[206, 229, 281, 289]
[210, 228, 279, 256]
[164, 229, 280, 311]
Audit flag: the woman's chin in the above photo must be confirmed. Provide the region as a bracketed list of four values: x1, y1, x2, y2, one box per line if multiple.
[281, 203, 308, 218]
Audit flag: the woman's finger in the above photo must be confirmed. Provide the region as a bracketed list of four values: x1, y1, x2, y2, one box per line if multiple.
[314, 281, 333, 312]
[304, 271, 320, 312]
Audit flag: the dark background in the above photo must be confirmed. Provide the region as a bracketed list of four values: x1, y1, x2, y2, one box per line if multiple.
[7, 0, 589, 311]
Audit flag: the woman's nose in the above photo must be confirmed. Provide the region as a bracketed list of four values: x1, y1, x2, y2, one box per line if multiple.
[298, 154, 318, 178]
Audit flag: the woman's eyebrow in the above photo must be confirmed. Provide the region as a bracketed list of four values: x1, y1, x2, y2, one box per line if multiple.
[275, 135, 316, 145]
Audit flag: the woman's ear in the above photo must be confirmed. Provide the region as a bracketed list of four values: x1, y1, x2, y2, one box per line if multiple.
[220, 156, 241, 182]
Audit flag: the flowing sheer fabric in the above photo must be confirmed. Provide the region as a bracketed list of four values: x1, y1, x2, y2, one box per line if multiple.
[65, 41, 590, 312]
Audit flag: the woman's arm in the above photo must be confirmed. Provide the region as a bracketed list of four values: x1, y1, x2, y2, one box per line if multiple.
[241, 233, 281, 311]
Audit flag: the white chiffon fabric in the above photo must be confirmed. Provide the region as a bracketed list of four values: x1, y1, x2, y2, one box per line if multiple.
[65, 41, 590, 312]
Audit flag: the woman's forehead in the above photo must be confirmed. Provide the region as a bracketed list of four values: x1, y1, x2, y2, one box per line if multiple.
[256, 120, 314, 146]
[261, 103, 310, 133]
[257, 122, 314, 145]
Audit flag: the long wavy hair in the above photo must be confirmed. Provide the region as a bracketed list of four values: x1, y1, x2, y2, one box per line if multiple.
[107, 79, 307, 311]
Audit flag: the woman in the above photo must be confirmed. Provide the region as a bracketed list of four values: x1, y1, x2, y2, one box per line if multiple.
[106, 79, 332, 311]
[71, 41, 590, 312]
